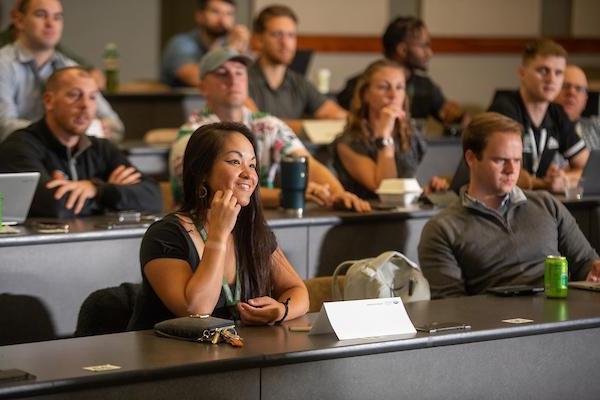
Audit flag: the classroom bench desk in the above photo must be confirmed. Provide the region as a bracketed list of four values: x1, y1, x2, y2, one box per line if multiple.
[0, 290, 599, 399]
[0, 206, 435, 341]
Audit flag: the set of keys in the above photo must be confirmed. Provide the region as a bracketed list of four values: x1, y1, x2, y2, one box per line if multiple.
[211, 327, 244, 347]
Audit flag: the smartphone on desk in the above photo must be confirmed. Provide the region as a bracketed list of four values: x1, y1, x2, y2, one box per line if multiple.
[96, 214, 159, 230]
[416, 322, 471, 334]
[0, 369, 36, 382]
[487, 285, 544, 297]
[370, 202, 397, 211]
[34, 221, 69, 233]
[104, 210, 141, 223]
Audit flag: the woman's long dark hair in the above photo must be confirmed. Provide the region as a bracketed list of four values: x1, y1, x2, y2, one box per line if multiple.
[180, 122, 277, 300]
[346, 59, 412, 152]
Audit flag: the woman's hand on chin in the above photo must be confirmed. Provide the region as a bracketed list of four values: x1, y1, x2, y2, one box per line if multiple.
[208, 189, 241, 241]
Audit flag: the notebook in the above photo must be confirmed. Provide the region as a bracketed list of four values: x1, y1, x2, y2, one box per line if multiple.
[581, 149, 600, 196]
[0, 172, 40, 225]
[568, 281, 600, 292]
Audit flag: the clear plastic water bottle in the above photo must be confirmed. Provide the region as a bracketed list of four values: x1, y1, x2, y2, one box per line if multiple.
[103, 43, 119, 93]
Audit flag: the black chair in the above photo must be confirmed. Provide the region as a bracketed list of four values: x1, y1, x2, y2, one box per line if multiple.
[582, 90, 599, 118]
[0, 294, 56, 345]
[75, 283, 140, 337]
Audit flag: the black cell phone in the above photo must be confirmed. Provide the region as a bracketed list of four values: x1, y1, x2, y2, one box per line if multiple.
[0, 369, 36, 382]
[416, 322, 471, 334]
[371, 202, 397, 211]
[96, 221, 152, 230]
[105, 210, 141, 223]
[487, 285, 544, 297]
[34, 221, 69, 233]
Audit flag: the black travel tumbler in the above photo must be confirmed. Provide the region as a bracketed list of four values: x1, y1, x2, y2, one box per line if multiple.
[280, 156, 307, 217]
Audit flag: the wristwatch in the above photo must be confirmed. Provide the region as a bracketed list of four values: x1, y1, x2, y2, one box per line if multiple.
[374, 137, 395, 149]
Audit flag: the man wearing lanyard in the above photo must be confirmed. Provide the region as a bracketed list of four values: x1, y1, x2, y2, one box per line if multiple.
[488, 39, 588, 193]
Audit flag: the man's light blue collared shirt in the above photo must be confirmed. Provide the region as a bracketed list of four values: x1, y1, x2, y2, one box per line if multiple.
[0, 42, 122, 142]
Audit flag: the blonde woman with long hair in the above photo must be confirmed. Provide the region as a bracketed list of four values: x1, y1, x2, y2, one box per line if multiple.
[334, 59, 445, 199]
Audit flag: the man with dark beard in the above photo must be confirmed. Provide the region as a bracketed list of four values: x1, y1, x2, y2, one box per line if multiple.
[160, 0, 249, 87]
[337, 16, 468, 128]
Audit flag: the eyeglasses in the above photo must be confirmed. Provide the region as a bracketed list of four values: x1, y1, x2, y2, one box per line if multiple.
[562, 82, 588, 94]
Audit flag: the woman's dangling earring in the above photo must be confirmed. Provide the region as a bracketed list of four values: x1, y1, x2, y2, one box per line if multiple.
[198, 184, 208, 199]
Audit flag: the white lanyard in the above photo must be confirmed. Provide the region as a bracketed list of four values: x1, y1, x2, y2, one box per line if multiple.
[527, 127, 547, 175]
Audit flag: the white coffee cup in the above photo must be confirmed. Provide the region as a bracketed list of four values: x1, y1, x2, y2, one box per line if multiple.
[316, 68, 331, 94]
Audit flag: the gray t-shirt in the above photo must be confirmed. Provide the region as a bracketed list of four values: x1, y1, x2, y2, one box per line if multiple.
[333, 127, 427, 199]
[248, 62, 327, 119]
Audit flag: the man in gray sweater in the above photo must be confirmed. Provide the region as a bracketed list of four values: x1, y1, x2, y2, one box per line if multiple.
[418, 112, 600, 298]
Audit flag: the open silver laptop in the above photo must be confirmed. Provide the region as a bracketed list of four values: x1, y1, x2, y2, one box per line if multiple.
[568, 281, 600, 292]
[0, 172, 40, 225]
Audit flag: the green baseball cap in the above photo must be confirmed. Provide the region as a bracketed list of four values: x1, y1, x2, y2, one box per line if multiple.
[199, 48, 252, 79]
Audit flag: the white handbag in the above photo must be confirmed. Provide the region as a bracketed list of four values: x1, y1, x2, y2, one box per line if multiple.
[332, 251, 430, 303]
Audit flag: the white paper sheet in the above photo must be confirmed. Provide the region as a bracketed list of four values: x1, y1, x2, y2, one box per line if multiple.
[309, 297, 417, 340]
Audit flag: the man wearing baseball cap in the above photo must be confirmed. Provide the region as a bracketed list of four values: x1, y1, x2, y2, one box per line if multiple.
[169, 48, 370, 212]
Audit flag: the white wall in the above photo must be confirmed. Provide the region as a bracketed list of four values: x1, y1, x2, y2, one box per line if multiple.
[572, 0, 600, 37]
[60, 0, 160, 82]
[0, 0, 161, 82]
[423, 0, 542, 36]
[254, 0, 389, 34]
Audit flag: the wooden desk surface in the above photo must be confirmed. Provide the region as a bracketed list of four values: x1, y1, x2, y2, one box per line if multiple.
[0, 290, 599, 399]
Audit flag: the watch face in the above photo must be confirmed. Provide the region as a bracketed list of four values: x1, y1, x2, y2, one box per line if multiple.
[375, 137, 394, 149]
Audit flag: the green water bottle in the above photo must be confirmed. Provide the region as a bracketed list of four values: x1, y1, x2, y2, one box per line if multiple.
[103, 43, 119, 93]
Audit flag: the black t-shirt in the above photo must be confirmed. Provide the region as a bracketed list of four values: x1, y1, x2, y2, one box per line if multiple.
[337, 68, 446, 120]
[128, 214, 232, 330]
[488, 91, 586, 177]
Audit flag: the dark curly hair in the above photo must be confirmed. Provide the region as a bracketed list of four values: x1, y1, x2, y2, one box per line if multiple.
[382, 16, 425, 59]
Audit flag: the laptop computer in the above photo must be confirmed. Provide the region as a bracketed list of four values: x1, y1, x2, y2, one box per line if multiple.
[568, 281, 600, 292]
[581, 149, 600, 196]
[449, 158, 470, 194]
[289, 49, 313, 76]
[0, 172, 40, 225]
